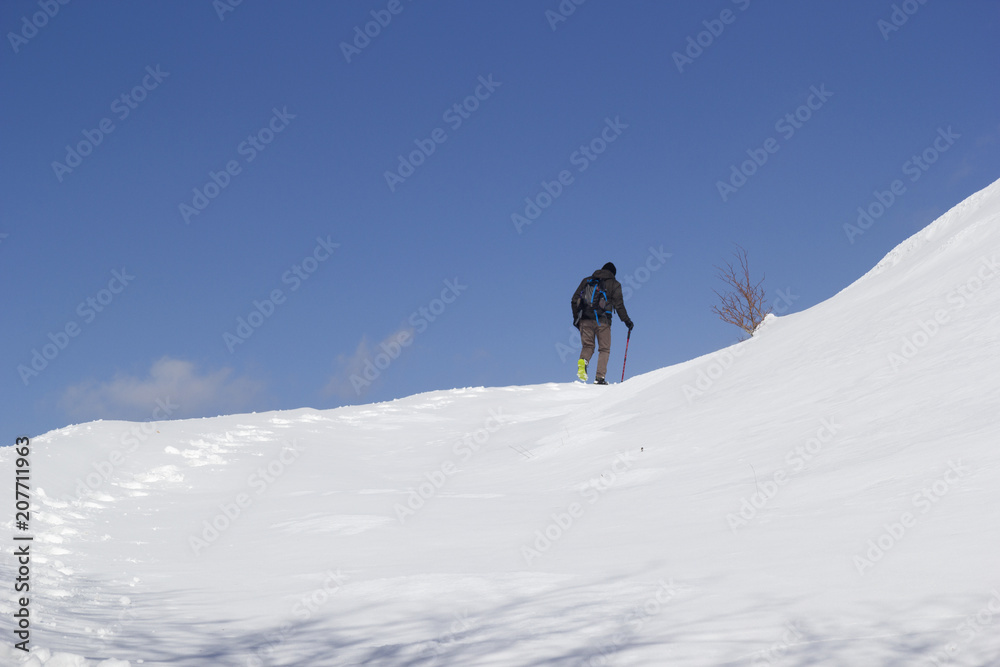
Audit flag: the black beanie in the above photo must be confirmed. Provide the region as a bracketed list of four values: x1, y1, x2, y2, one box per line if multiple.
[602, 262, 617, 276]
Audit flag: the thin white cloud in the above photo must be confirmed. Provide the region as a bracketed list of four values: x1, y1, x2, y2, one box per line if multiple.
[325, 327, 415, 399]
[61, 357, 264, 421]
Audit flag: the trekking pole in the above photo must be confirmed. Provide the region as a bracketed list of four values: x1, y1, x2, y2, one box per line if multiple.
[621, 329, 631, 383]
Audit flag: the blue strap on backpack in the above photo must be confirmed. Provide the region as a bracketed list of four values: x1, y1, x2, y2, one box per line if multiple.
[580, 277, 611, 322]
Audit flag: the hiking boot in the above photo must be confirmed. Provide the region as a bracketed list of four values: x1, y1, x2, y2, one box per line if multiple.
[594, 377, 608, 385]
[577, 359, 588, 382]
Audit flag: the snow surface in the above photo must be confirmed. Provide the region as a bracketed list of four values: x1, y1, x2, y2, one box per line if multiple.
[3, 179, 1000, 665]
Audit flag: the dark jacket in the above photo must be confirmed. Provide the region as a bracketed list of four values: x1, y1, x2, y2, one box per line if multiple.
[572, 269, 631, 328]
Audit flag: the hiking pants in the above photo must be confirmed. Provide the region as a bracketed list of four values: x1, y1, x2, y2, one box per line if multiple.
[579, 318, 612, 380]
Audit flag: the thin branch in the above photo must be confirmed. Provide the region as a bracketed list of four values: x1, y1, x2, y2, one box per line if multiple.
[711, 244, 772, 338]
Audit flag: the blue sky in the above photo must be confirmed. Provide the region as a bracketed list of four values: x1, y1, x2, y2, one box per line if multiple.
[3, 0, 998, 439]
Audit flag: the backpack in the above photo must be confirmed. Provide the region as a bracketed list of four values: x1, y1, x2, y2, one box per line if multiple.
[576, 276, 611, 321]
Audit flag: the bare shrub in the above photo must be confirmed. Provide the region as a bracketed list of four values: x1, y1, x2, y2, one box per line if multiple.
[711, 244, 771, 338]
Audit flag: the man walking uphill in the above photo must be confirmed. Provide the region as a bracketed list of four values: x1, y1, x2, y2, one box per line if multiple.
[572, 262, 633, 384]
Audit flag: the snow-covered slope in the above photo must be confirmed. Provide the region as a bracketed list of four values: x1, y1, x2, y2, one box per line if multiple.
[3, 179, 999, 666]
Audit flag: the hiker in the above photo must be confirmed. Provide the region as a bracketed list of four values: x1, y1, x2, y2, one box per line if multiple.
[571, 262, 633, 384]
